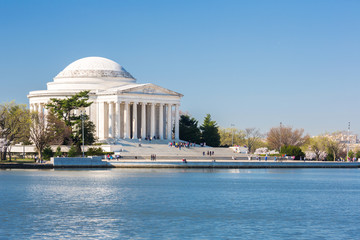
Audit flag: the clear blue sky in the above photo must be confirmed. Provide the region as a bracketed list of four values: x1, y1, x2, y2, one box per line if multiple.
[1, 0, 359, 136]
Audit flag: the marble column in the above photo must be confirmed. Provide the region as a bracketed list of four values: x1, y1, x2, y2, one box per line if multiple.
[167, 104, 172, 140]
[123, 101, 130, 139]
[120, 103, 124, 138]
[42, 104, 46, 114]
[175, 104, 180, 140]
[98, 102, 106, 140]
[104, 102, 109, 139]
[132, 102, 138, 139]
[110, 102, 116, 138]
[37, 103, 42, 113]
[115, 102, 121, 139]
[141, 102, 146, 139]
[43, 104, 49, 125]
[108, 102, 112, 138]
[150, 103, 155, 139]
[159, 103, 164, 140]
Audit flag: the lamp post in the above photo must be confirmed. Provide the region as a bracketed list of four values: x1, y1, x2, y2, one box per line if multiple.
[231, 124, 235, 146]
[347, 122, 350, 161]
[80, 110, 85, 158]
[22, 142, 25, 159]
[280, 122, 282, 154]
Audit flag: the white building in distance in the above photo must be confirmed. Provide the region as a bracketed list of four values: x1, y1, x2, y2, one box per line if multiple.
[28, 57, 183, 141]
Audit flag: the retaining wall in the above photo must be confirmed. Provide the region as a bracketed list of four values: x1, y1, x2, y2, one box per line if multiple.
[51, 157, 111, 168]
[110, 161, 360, 168]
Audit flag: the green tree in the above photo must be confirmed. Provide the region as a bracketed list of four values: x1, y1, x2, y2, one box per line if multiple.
[68, 145, 80, 157]
[308, 136, 328, 161]
[280, 145, 305, 160]
[355, 151, 360, 159]
[72, 115, 96, 147]
[46, 91, 96, 149]
[0, 102, 30, 160]
[219, 128, 245, 147]
[348, 150, 354, 159]
[42, 146, 54, 160]
[326, 139, 345, 161]
[179, 115, 201, 143]
[55, 146, 62, 157]
[200, 114, 220, 147]
[46, 90, 92, 126]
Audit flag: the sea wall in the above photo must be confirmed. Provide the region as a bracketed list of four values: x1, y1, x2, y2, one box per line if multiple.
[51, 157, 111, 168]
[2, 160, 360, 169]
[109, 161, 360, 168]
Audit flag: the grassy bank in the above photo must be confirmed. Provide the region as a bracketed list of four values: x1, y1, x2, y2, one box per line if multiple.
[0, 158, 36, 164]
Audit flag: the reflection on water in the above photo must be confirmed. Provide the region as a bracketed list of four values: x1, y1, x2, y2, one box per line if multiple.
[0, 169, 360, 239]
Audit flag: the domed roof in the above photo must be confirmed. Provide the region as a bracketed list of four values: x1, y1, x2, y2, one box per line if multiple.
[55, 57, 134, 79]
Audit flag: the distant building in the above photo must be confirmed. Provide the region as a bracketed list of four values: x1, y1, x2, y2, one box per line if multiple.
[321, 132, 360, 152]
[325, 132, 358, 144]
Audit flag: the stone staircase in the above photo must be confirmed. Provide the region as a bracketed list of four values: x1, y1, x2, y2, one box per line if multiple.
[99, 139, 247, 160]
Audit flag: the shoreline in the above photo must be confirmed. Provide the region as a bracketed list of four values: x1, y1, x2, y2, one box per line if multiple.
[1, 160, 360, 169]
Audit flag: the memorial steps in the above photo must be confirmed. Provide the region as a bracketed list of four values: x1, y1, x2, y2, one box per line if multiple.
[100, 139, 242, 160]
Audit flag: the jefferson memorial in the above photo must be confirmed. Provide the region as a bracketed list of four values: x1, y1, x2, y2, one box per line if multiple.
[28, 57, 183, 141]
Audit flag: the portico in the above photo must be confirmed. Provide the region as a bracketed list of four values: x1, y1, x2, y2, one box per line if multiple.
[28, 57, 183, 142]
[95, 100, 179, 140]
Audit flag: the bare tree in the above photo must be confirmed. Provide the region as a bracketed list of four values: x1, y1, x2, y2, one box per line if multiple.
[30, 112, 50, 161]
[244, 128, 262, 153]
[30, 111, 73, 161]
[46, 112, 72, 145]
[0, 138, 6, 160]
[267, 125, 309, 150]
[0, 102, 30, 160]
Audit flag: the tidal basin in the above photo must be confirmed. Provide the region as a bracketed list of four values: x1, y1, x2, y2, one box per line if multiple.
[1, 169, 359, 239]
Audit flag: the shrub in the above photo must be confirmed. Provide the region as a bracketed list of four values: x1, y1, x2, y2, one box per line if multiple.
[42, 146, 54, 160]
[68, 145, 80, 157]
[280, 145, 305, 160]
[86, 147, 104, 156]
[55, 146, 62, 157]
[356, 151, 360, 159]
[326, 152, 335, 161]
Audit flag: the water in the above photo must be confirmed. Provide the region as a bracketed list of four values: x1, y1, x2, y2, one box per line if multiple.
[0, 168, 359, 239]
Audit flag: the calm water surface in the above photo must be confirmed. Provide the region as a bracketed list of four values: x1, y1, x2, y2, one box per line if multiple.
[0, 168, 359, 239]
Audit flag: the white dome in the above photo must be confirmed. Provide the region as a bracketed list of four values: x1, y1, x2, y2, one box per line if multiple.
[47, 57, 136, 91]
[55, 56, 134, 79]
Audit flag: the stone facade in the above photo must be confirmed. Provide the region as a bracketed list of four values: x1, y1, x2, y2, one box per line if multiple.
[28, 57, 183, 141]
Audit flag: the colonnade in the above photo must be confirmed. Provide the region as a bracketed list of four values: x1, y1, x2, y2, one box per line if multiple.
[98, 101, 179, 140]
[29, 101, 180, 141]
[29, 103, 46, 114]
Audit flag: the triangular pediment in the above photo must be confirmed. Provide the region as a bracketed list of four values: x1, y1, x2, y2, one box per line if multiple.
[119, 83, 183, 97]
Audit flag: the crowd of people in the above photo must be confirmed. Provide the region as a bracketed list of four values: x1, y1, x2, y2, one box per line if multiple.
[202, 151, 215, 156]
[168, 141, 197, 149]
[142, 136, 162, 141]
